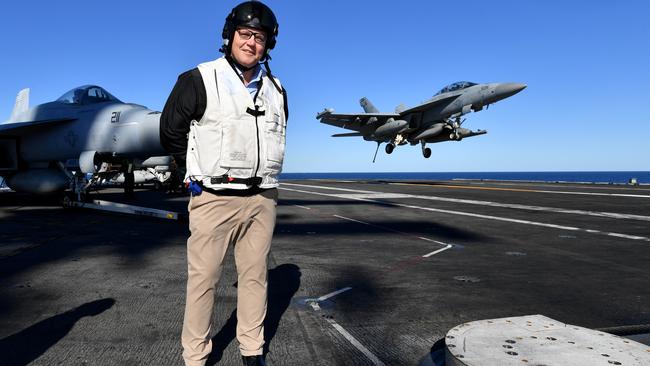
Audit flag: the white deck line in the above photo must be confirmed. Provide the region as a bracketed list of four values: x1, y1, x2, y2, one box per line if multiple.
[316, 287, 353, 302]
[307, 286, 385, 365]
[283, 182, 650, 198]
[333, 214, 406, 235]
[333, 215, 452, 255]
[494, 189, 650, 198]
[282, 183, 650, 221]
[325, 317, 387, 366]
[422, 244, 453, 258]
[280, 186, 650, 243]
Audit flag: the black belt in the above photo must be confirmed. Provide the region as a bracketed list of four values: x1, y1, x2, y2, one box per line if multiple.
[210, 175, 263, 186]
[201, 185, 267, 197]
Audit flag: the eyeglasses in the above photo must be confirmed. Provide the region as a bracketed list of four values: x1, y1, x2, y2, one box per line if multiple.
[236, 29, 267, 45]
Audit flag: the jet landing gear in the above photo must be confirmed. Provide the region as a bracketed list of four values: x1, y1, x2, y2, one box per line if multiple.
[62, 169, 179, 220]
[420, 141, 432, 158]
[123, 162, 135, 199]
[384, 134, 406, 155]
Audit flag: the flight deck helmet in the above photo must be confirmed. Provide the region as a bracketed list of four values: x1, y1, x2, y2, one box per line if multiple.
[221, 1, 278, 60]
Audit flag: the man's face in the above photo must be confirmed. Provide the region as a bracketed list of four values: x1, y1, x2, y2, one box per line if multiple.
[231, 27, 267, 68]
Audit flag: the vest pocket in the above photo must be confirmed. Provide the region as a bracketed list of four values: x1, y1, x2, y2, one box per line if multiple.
[189, 123, 223, 175]
[220, 119, 255, 169]
[265, 118, 285, 167]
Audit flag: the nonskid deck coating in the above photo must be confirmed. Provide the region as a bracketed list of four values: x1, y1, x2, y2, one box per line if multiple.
[1, 179, 649, 365]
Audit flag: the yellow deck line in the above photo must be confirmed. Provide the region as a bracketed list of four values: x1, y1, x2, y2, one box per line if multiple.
[390, 182, 540, 193]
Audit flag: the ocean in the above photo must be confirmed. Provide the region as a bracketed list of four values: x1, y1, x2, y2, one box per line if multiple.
[279, 171, 650, 185]
[1, 172, 648, 189]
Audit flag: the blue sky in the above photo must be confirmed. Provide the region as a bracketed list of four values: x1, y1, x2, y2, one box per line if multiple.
[1, 1, 648, 172]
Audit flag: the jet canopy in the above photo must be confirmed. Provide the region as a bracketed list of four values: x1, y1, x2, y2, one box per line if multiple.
[56, 85, 122, 105]
[435, 81, 477, 96]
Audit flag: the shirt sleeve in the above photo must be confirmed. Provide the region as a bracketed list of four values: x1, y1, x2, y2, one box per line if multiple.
[159, 69, 206, 167]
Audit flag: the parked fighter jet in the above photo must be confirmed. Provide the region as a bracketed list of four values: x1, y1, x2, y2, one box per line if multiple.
[0, 176, 8, 191]
[0, 85, 167, 194]
[317, 81, 526, 160]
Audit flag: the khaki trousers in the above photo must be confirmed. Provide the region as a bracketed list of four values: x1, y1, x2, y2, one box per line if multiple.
[181, 188, 277, 366]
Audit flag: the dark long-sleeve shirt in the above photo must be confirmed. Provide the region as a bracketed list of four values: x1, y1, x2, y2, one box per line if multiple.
[160, 64, 288, 167]
[159, 68, 206, 167]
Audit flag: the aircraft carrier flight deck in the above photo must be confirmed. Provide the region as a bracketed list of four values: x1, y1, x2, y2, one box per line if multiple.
[1, 179, 649, 365]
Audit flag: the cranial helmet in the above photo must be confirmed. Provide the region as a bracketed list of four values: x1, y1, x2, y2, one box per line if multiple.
[221, 1, 278, 59]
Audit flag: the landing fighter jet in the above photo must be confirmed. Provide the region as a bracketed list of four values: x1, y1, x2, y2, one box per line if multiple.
[317, 81, 526, 160]
[0, 85, 167, 194]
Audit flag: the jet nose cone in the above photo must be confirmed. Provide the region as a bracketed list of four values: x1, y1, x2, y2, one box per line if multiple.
[495, 83, 527, 99]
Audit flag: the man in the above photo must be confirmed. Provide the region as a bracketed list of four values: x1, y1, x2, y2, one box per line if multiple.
[159, 2, 287, 365]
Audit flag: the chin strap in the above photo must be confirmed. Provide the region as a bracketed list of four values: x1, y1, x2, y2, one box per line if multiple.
[263, 60, 289, 121]
[225, 54, 258, 77]
[262, 60, 282, 93]
[225, 55, 288, 121]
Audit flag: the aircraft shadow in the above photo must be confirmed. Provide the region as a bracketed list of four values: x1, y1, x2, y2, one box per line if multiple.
[0, 206, 188, 276]
[0, 192, 63, 207]
[0, 200, 188, 321]
[274, 220, 485, 242]
[0, 298, 115, 366]
[206, 264, 301, 365]
[324, 265, 385, 314]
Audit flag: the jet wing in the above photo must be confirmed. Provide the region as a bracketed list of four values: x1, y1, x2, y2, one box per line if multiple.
[0, 117, 76, 136]
[317, 109, 400, 131]
[332, 132, 363, 137]
[399, 94, 460, 115]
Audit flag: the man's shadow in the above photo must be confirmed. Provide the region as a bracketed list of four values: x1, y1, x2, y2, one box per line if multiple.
[207, 264, 301, 365]
[0, 298, 115, 366]
[418, 338, 447, 366]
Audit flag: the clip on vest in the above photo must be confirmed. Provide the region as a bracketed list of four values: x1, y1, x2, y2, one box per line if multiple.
[210, 175, 263, 186]
[186, 180, 203, 196]
[246, 107, 266, 117]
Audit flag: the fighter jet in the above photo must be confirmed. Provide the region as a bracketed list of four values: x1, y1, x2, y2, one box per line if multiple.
[0, 85, 167, 195]
[317, 81, 526, 160]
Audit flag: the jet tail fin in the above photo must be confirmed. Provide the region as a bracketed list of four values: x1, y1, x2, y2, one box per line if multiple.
[359, 97, 379, 113]
[10, 88, 30, 121]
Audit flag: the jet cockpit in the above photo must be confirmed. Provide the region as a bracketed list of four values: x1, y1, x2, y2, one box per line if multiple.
[435, 81, 477, 96]
[56, 85, 122, 105]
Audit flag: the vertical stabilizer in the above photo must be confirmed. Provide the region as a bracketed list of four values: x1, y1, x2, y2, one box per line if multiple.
[359, 97, 379, 113]
[10, 88, 30, 121]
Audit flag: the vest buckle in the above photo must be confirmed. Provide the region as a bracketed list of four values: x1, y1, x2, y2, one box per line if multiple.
[246, 107, 266, 117]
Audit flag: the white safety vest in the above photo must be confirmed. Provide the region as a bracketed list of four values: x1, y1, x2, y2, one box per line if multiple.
[186, 57, 287, 190]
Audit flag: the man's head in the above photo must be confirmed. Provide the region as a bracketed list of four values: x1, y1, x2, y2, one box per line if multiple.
[231, 26, 267, 68]
[221, 1, 278, 65]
